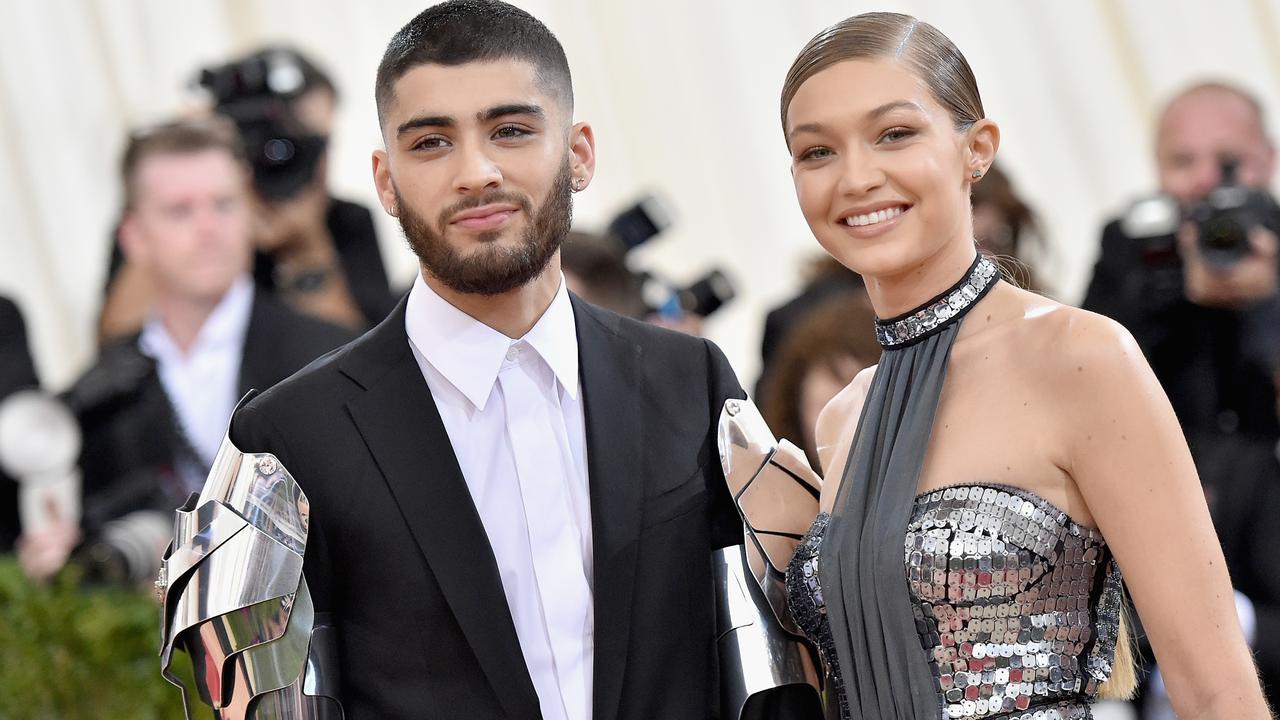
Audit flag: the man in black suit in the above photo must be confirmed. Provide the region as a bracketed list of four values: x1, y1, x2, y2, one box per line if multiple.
[228, 2, 750, 718]
[0, 296, 40, 552]
[18, 118, 353, 584]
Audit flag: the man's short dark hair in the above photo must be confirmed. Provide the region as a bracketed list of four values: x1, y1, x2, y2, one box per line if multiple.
[375, 0, 573, 125]
[121, 116, 247, 209]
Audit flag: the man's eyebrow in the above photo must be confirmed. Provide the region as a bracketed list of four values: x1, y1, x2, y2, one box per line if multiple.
[395, 104, 546, 138]
[396, 114, 454, 137]
[479, 103, 545, 123]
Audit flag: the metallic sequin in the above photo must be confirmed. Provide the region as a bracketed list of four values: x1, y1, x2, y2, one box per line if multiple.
[786, 513, 850, 720]
[786, 484, 1122, 720]
[875, 257, 1000, 349]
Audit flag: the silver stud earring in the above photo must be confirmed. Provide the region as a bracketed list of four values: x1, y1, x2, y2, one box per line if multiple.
[971, 169, 983, 179]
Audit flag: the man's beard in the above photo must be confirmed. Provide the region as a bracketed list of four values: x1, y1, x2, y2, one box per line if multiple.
[395, 158, 573, 296]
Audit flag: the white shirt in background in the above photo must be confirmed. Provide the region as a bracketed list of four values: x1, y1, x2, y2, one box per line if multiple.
[139, 274, 253, 493]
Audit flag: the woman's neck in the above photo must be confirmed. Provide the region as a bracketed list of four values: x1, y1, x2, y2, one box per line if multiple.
[864, 240, 979, 319]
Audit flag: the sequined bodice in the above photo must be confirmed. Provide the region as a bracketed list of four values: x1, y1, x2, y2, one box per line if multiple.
[785, 484, 1123, 720]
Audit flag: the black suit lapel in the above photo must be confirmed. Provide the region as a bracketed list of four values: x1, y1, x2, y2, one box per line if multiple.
[237, 292, 273, 399]
[340, 301, 541, 719]
[573, 297, 644, 720]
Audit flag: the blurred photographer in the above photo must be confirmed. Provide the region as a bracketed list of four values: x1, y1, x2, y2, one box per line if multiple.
[28, 118, 353, 586]
[1083, 81, 1280, 440]
[99, 47, 396, 340]
[561, 198, 736, 336]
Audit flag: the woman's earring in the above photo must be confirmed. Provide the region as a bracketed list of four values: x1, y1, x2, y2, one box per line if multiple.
[971, 169, 984, 179]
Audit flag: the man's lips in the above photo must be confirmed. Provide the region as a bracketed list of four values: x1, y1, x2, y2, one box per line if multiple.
[450, 205, 519, 231]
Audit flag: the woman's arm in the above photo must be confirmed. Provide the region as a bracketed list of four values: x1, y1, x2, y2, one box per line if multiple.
[1054, 309, 1270, 718]
[814, 365, 875, 513]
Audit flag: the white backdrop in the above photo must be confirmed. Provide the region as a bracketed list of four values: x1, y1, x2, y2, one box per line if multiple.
[3, 0, 1280, 390]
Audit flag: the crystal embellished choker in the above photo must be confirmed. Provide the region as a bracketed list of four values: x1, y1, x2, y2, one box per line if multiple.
[873, 255, 1000, 349]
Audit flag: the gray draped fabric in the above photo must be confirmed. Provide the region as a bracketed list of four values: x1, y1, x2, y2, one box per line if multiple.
[822, 323, 956, 719]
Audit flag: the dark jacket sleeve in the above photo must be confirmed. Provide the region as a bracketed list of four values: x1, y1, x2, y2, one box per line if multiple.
[1236, 466, 1280, 701]
[0, 296, 39, 550]
[703, 338, 747, 551]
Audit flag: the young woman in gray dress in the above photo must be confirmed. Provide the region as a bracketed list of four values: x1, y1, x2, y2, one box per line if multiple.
[775, 12, 1271, 720]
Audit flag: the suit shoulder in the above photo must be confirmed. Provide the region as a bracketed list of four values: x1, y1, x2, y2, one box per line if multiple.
[239, 336, 354, 420]
[584, 302, 708, 355]
[252, 293, 357, 347]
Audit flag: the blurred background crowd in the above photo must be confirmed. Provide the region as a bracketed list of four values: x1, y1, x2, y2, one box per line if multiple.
[2, 1, 1280, 717]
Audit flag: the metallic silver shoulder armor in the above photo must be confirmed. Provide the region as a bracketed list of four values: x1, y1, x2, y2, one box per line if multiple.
[715, 398, 822, 719]
[157, 425, 342, 719]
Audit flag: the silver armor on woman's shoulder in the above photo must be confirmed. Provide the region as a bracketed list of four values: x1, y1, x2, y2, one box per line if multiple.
[715, 398, 824, 719]
[157, 407, 343, 719]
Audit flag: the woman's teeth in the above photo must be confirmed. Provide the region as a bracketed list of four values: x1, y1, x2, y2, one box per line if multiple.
[845, 206, 905, 227]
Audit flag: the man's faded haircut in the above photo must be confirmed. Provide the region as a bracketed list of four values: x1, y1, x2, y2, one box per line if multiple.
[374, 0, 574, 126]
[121, 116, 246, 210]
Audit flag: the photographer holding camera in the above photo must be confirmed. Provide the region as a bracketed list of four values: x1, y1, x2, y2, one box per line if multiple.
[1084, 80, 1280, 709]
[1083, 81, 1280, 441]
[99, 47, 396, 339]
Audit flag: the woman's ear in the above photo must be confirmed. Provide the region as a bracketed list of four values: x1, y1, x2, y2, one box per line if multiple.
[966, 118, 1001, 181]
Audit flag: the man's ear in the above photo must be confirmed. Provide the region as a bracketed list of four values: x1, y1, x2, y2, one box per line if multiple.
[372, 149, 399, 217]
[567, 121, 596, 191]
[117, 213, 147, 265]
[965, 118, 1001, 182]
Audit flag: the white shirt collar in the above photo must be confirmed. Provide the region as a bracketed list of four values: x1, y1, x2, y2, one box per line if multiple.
[405, 271, 580, 411]
[139, 274, 255, 361]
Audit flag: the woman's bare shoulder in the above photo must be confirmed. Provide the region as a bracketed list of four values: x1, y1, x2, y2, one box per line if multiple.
[1020, 303, 1145, 382]
[815, 364, 876, 478]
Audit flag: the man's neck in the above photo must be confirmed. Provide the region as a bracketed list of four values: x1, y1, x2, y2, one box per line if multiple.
[153, 293, 223, 355]
[421, 256, 563, 339]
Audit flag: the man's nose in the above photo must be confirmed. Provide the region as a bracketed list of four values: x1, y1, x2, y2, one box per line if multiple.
[453, 143, 502, 194]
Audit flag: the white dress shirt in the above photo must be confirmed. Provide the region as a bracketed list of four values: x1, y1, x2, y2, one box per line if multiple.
[139, 275, 253, 493]
[404, 271, 594, 720]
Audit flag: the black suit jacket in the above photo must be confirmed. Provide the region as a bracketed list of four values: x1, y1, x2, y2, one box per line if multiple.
[1186, 432, 1280, 703]
[229, 295, 746, 720]
[70, 290, 354, 525]
[0, 296, 40, 550]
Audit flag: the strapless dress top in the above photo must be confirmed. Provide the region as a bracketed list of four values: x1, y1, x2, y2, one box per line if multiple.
[785, 483, 1123, 720]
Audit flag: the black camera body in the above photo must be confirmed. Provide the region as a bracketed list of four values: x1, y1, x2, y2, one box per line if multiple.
[607, 196, 736, 318]
[1189, 160, 1280, 267]
[198, 49, 327, 200]
[1123, 158, 1280, 269]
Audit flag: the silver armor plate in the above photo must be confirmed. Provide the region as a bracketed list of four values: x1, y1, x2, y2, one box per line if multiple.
[158, 420, 342, 719]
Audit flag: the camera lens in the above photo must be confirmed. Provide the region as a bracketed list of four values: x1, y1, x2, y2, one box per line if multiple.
[263, 138, 296, 164]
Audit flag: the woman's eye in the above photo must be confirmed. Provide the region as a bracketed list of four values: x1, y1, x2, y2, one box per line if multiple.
[880, 127, 915, 143]
[799, 147, 833, 162]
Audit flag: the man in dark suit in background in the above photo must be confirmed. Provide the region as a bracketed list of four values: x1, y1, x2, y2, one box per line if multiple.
[228, 2, 753, 718]
[0, 296, 40, 552]
[17, 117, 353, 584]
[1082, 81, 1280, 715]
